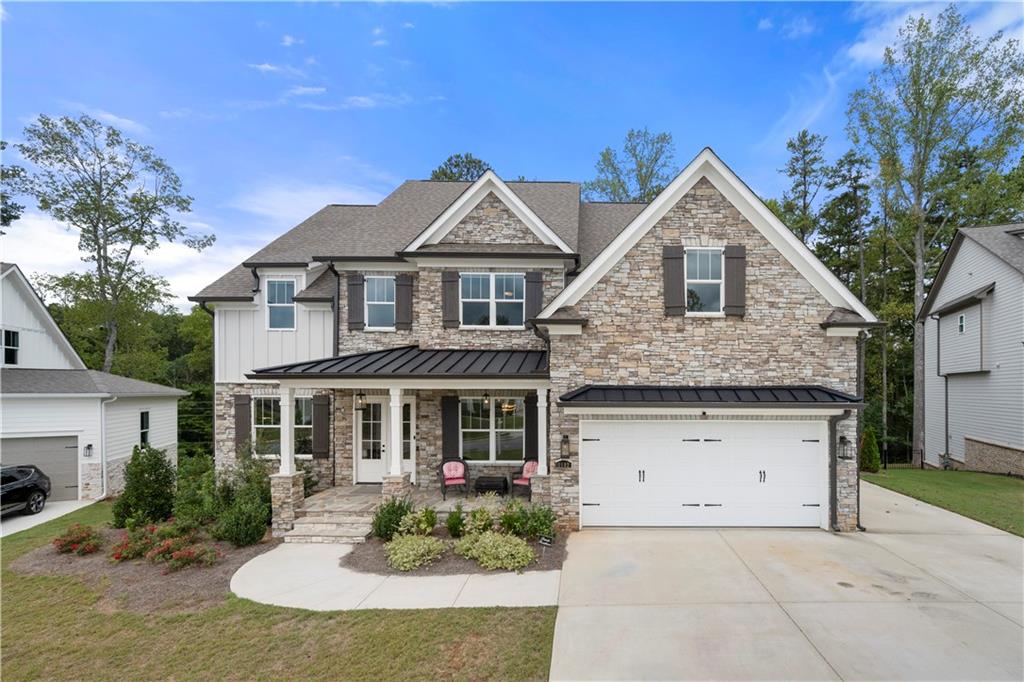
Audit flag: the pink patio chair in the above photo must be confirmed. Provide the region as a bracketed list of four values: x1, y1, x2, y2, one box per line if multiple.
[510, 460, 539, 501]
[439, 459, 468, 500]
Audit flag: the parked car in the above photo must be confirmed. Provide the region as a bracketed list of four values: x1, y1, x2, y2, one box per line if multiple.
[1, 465, 51, 516]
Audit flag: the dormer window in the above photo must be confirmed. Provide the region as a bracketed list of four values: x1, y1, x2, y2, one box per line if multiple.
[685, 248, 724, 315]
[3, 330, 18, 365]
[460, 273, 525, 328]
[267, 280, 296, 330]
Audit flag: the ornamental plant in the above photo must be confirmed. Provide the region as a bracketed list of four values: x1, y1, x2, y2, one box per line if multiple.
[109, 524, 160, 563]
[165, 544, 219, 572]
[454, 531, 535, 572]
[372, 497, 414, 541]
[112, 445, 176, 528]
[465, 507, 495, 535]
[384, 535, 446, 571]
[446, 502, 466, 538]
[53, 524, 102, 556]
[860, 427, 881, 473]
[145, 535, 194, 564]
[397, 507, 438, 537]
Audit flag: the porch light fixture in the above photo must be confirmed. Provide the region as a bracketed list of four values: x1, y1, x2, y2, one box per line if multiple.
[482, 392, 490, 406]
[837, 435, 854, 460]
[355, 392, 366, 411]
[555, 434, 573, 468]
[84, 443, 94, 458]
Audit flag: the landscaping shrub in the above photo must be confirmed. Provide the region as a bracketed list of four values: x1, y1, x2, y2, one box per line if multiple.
[109, 525, 159, 562]
[53, 524, 103, 555]
[299, 460, 319, 497]
[860, 427, 881, 473]
[454, 531, 535, 571]
[383, 534, 446, 571]
[145, 535, 194, 563]
[446, 502, 466, 538]
[372, 497, 414, 541]
[166, 544, 220, 572]
[212, 489, 270, 547]
[397, 507, 438, 536]
[173, 455, 218, 527]
[499, 499, 528, 537]
[524, 505, 557, 540]
[465, 507, 495, 535]
[112, 445, 177, 528]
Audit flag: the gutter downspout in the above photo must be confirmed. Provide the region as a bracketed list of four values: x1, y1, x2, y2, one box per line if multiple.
[856, 331, 866, 532]
[328, 262, 341, 356]
[198, 301, 214, 317]
[828, 409, 853, 532]
[99, 395, 118, 499]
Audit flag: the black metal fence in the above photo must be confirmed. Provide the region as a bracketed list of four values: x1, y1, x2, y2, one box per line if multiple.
[882, 448, 925, 469]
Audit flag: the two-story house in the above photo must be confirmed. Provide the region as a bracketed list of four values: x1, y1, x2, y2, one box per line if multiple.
[921, 224, 1024, 476]
[192, 148, 878, 535]
[1, 263, 186, 505]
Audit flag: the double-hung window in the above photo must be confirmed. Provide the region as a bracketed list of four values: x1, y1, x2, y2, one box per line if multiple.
[460, 273, 525, 328]
[365, 276, 396, 330]
[139, 411, 150, 446]
[267, 280, 296, 330]
[685, 248, 724, 314]
[252, 396, 314, 457]
[2, 330, 18, 365]
[460, 397, 525, 462]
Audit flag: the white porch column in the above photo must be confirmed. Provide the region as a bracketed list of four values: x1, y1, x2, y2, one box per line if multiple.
[279, 384, 295, 475]
[537, 388, 548, 475]
[388, 387, 403, 476]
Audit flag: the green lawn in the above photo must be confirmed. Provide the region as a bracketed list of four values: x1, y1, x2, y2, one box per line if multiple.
[863, 469, 1024, 536]
[1, 503, 556, 681]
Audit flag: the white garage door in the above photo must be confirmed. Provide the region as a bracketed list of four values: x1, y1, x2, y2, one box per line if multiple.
[1, 436, 80, 501]
[579, 420, 827, 528]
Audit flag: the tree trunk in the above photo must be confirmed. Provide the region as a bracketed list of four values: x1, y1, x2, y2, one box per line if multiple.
[881, 215, 889, 467]
[102, 318, 117, 372]
[912, 222, 926, 467]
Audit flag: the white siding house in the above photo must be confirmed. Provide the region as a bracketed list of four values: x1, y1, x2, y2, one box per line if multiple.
[1, 263, 186, 502]
[922, 226, 1024, 475]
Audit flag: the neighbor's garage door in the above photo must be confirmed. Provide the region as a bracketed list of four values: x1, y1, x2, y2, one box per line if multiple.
[579, 421, 827, 528]
[0, 436, 79, 501]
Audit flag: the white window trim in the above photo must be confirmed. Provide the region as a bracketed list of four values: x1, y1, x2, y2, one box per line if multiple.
[458, 272, 527, 330]
[2, 328, 19, 366]
[139, 410, 150, 446]
[458, 396, 526, 464]
[684, 247, 725, 317]
[266, 278, 297, 332]
[957, 313, 966, 334]
[364, 275, 397, 332]
[252, 396, 315, 460]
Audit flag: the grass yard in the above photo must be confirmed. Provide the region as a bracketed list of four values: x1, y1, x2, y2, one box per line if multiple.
[863, 469, 1024, 536]
[1, 503, 556, 681]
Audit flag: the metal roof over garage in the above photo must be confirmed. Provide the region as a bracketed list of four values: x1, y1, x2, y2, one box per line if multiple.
[559, 385, 862, 408]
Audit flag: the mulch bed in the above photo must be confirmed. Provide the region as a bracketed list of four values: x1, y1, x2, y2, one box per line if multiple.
[341, 529, 567, 576]
[9, 527, 280, 614]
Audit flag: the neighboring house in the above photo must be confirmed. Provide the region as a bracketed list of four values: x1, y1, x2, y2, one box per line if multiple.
[192, 148, 878, 533]
[0, 263, 186, 501]
[921, 224, 1024, 476]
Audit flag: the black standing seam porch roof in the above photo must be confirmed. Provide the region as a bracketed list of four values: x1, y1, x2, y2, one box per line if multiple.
[559, 385, 863, 408]
[247, 345, 549, 379]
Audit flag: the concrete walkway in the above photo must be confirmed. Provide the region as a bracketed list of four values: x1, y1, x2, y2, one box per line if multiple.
[1, 500, 94, 537]
[550, 482, 1023, 681]
[230, 543, 560, 610]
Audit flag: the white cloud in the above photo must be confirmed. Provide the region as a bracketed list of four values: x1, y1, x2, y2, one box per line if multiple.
[304, 56, 318, 66]
[247, 62, 306, 78]
[158, 108, 234, 121]
[227, 181, 383, 226]
[61, 102, 149, 136]
[298, 93, 413, 111]
[372, 39, 389, 48]
[286, 85, 326, 97]
[781, 16, 816, 39]
[372, 26, 385, 36]
[402, 22, 415, 29]
[757, 18, 774, 31]
[280, 34, 304, 47]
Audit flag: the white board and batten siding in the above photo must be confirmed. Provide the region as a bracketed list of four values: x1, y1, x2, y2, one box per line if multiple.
[0, 273, 80, 369]
[104, 397, 180, 466]
[214, 270, 334, 383]
[924, 238, 1024, 464]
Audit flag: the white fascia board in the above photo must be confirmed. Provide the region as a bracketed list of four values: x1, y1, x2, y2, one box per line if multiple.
[4, 265, 87, 369]
[561, 406, 847, 417]
[263, 377, 551, 390]
[404, 171, 574, 254]
[328, 261, 418, 272]
[538, 148, 876, 322]
[1, 393, 110, 399]
[404, 256, 566, 269]
[536, 323, 584, 335]
[825, 327, 862, 337]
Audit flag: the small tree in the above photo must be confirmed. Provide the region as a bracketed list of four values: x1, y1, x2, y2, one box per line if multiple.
[583, 127, 677, 202]
[430, 153, 492, 181]
[779, 129, 827, 245]
[860, 427, 881, 473]
[112, 445, 177, 528]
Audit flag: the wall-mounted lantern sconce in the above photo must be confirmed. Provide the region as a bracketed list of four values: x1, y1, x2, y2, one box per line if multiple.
[482, 392, 490, 406]
[555, 434, 573, 469]
[838, 435, 854, 460]
[355, 392, 366, 411]
[84, 444, 94, 458]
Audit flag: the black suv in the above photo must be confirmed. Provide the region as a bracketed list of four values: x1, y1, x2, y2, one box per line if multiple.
[1, 465, 51, 516]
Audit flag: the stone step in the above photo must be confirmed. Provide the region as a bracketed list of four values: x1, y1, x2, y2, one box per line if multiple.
[291, 519, 372, 534]
[296, 510, 374, 522]
[283, 523, 371, 544]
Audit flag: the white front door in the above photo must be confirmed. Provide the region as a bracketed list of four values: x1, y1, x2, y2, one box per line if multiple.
[579, 420, 828, 528]
[356, 398, 416, 483]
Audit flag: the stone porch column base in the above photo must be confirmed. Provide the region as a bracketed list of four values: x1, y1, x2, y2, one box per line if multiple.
[382, 472, 413, 500]
[529, 474, 551, 506]
[271, 472, 304, 536]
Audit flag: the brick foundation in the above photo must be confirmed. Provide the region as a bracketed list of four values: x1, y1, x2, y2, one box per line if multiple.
[965, 438, 1024, 477]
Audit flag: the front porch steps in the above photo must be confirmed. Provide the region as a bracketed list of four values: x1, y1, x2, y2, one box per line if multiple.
[283, 512, 373, 544]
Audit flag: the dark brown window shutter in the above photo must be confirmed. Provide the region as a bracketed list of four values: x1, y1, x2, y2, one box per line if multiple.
[395, 274, 413, 330]
[347, 274, 365, 330]
[233, 394, 251, 456]
[525, 272, 543, 322]
[441, 395, 460, 460]
[723, 245, 746, 317]
[441, 271, 460, 328]
[663, 245, 686, 316]
[311, 394, 330, 458]
[524, 393, 538, 461]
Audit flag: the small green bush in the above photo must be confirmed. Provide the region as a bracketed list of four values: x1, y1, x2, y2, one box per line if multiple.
[466, 507, 495, 535]
[454, 531, 535, 572]
[298, 460, 319, 497]
[860, 427, 881, 473]
[446, 502, 466, 538]
[372, 497, 414, 541]
[213, 490, 270, 547]
[397, 507, 438, 536]
[384, 534, 447, 571]
[499, 499, 528, 537]
[173, 455, 218, 527]
[112, 445, 177, 528]
[52, 524, 103, 555]
[524, 505, 557, 540]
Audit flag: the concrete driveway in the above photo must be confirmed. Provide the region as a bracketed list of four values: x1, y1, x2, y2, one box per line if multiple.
[550, 483, 1023, 681]
[0, 500, 94, 537]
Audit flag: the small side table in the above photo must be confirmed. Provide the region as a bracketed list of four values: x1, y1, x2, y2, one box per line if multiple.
[474, 475, 509, 496]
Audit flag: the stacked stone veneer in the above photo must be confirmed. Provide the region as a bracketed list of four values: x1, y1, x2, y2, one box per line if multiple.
[439, 192, 543, 244]
[545, 178, 860, 531]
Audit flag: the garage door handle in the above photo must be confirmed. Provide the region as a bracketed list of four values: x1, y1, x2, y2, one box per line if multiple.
[582, 438, 601, 442]
[681, 503, 700, 507]
[582, 503, 600, 507]
[704, 504, 722, 507]
[802, 439, 820, 443]
[681, 438, 700, 442]
[703, 438, 722, 442]
[802, 503, 820, 507]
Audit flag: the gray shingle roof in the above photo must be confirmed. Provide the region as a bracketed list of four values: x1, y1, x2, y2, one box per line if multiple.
[248, 345, 549, 379]
[578, 202, 647, 268]
[559, 384, 861, 407]
[820, 308, 885, 328]
[294, 267, 336, 302]
[2, 368, 188, 397]
[962, 223, 1024, 274]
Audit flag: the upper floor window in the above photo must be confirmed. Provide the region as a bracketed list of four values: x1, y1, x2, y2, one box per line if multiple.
[253, 396, 313, 457]
[140, 411, 150, 446]
[686, 248, 723, 314]
[957, 314, 966, 334]
[460, 273, 525, 328]
[267, 280, 296, 330]
[365, 276, 396, 330]
[2, 330, 18, 365]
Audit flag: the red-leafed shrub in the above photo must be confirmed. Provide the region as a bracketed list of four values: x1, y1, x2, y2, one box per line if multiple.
[165, 544, 220, 572]
[52, 524, 103, 556]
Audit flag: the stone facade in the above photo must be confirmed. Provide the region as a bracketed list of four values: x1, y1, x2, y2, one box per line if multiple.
[545, 178, 859, 530]
[964, 438, 1024, 477]
[439, 191, 543, 245]
[271, 472, 304, 535]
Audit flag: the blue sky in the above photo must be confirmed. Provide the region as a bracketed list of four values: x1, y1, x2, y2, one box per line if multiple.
[2, 1, 1021, 307]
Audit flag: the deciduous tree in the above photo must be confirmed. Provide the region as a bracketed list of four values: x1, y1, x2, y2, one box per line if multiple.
[583, 128, 677, 202]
